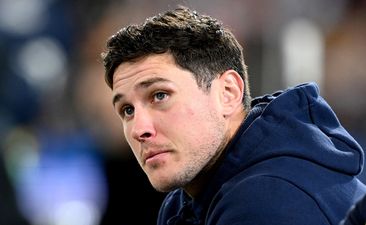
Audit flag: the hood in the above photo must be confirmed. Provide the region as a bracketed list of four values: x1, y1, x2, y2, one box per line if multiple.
[226, 82, 364, 176]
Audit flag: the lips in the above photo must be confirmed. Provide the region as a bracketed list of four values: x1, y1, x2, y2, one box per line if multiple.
[143, 149, 170, 163]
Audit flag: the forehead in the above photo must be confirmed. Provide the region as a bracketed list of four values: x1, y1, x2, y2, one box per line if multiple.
[113, 53, 178, 85]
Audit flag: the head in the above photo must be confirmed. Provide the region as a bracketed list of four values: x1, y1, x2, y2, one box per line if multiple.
[101, 6, 251, 196]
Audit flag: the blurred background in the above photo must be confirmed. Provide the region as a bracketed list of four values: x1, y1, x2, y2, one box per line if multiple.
[0, 0, 365, 224]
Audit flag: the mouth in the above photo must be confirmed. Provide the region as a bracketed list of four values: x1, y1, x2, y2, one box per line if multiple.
[143, 150, 171, 164]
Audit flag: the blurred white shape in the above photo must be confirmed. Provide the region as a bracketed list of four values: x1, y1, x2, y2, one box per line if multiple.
[53, 201, 101, 225]
[281, 18, 324, 88]
[17, 151, 107, 225]
[17, 37, 67, 92]
[0, 0, 47, 35]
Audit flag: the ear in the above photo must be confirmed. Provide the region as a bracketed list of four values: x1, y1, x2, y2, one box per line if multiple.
[218, 70, 244, 117]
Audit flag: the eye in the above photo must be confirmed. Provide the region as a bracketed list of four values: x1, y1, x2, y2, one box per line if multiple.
[153, 92, 168, 102]
[121, 105, 134, 118]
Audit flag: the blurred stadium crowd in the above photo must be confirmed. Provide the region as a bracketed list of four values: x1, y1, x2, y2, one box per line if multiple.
[0, 0, 365, 225]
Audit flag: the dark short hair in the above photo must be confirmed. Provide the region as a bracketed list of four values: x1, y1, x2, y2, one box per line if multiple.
[102, 6, 251, 110]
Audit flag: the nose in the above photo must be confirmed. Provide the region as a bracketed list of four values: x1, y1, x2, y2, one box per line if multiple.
[131, 108, 156, 142]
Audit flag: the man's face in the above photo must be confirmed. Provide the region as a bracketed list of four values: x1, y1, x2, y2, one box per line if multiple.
[112, 53, 229, 193]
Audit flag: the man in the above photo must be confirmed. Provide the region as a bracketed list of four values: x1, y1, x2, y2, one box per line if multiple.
[101, 6, 366, 225]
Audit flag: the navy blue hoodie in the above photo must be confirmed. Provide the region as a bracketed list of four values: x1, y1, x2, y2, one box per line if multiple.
[157, 82, 366, 225]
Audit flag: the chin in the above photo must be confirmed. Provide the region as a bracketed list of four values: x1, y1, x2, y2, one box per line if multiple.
[150, 177, 181, 193]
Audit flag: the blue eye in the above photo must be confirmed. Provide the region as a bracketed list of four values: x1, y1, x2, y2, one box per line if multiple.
[154, 92, 167, 101]
[123, 106, 134, 117]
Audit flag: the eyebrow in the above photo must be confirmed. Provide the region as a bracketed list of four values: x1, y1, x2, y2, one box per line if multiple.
[112, 77, 171, 106]
[112, 93, 124, 106]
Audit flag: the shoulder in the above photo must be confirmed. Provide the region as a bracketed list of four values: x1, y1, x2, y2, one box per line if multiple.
[207, 175, 329, 225]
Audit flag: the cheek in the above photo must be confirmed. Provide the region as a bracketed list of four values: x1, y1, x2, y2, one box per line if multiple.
[123, 125, 129, 141]
[155, 106, 196, 141]
[167, 104, 210, 139]
[168, 104, 198, 125]
[123, 125, 137, 150]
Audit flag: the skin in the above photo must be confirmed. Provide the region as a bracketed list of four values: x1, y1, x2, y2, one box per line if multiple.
[112, 53, 246, 197]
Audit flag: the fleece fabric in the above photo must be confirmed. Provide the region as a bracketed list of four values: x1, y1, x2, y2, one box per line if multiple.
[157, 82, 366, 225]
